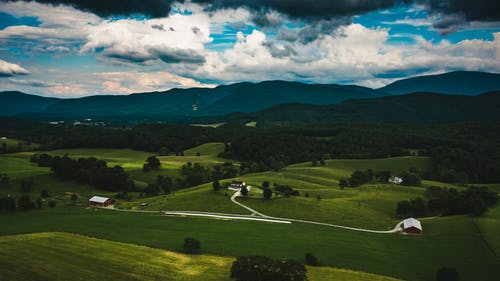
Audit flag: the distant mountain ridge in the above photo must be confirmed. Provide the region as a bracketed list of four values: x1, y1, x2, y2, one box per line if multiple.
[0, 81, 383, 120]
[219, 91, 500, 127]
[379, 71, 500, 95]
[1, 71, 499, 122]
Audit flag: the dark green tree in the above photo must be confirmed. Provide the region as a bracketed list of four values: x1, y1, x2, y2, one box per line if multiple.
[305, 253, 319, 266]
[212, 180, 221, 192]
[263, 187, 272, 200]
[18, 195, 35, 211]
[240, 186, 249, 196]
[183, 237, 201, 254]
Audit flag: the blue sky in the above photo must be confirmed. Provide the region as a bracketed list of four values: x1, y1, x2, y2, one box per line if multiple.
[0, 1, 499, 97]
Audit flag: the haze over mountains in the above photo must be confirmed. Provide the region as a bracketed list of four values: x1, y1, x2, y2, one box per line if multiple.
[1, 71, 499, 125]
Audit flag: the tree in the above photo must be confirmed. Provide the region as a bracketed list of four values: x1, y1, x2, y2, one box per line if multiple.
[319, 159, 326, 166]
[36, 197, 44, 209]
[183, 237, 201, 254]
[18, 195, 35, 211]
[40, 189, 49, 198]
[305, 253, 319, 266]
[212, 180, 221, 192]
[240, 186, 249, 196]
[231, 256, 306, 281]
[144, 156, 161, 171]
[339, 179, 348, 189]
[263, 187, 272, 200]
[436, 267, 459, 281]
[144, 184, 160, 197]
[400, 172, 421, 186]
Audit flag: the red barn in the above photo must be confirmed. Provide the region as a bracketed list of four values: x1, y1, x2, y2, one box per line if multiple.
[403, 218, 422, 234]
[89, 196, 115, 207]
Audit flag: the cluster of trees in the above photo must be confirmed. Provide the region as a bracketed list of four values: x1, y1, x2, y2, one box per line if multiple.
[143, 175, 174, 197]
[180, 162, 238, 188]
[0, 195, 56, 213]
[142, 156, 161, 172]
[35, 155, 136, 192]
[231, 256, 307, 281]
[397, 186, 498, 218]
[343, 169, 421, 188]
[274, 184, 299, 197]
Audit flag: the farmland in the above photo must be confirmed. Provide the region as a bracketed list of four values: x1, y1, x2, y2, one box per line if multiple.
[0, 232, 403, 281]
[0, 207, 498, 281]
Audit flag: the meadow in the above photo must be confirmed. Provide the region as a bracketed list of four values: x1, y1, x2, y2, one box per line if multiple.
[0, 207, 498, 281]
[121, 156, 432, 229]
[0, 232, 402, 281]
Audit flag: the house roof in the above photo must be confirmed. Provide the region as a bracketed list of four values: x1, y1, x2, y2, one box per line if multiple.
[403, 217, 422, 230]
[89, 196, 111, 203]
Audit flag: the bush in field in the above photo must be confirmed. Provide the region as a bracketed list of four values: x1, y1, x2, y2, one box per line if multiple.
[305, 253, 319, 266]
[231, 255, 306, 281]
[183, 237, 201, 254]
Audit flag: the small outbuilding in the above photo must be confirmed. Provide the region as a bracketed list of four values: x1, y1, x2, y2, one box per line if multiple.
[389, 176, 403, 184]
[402, 217, 422, 234]
[228, 180, 246, 191]
[89, 196, 115, 207]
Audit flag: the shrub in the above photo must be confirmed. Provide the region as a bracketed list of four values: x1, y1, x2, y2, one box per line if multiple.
[40, 189, 50, 198]
[183, 237, 201, 254]
[263, 187, 272, 200]
[231, 256, 306, 281]
[305, 253, 319, 266]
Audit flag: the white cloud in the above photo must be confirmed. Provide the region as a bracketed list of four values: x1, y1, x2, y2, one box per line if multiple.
[95, 71, 216, 94]
[0, 1, 100, 46]
[0, 59, 29, 76]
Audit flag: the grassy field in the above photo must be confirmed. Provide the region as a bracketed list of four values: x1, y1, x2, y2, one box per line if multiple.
[0, 154, 50, 180]
[122, 156, 432, 229]
[0, 138, 39, 152]
[40, 143, 229, 185]
[0, 232, 402, 281]
[475, 204, 500, 257]
[0, 207, 498, 281]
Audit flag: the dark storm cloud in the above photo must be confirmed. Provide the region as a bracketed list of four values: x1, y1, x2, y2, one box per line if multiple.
[193, 0, 412, 19]
[5, 0, 499, 23]
[426, 0, 500, 22]
[432, 14, 465, 35]
[2, 0, 176, 18]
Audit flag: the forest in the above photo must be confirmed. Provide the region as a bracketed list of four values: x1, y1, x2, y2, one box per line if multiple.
[2, 117, 500, 184]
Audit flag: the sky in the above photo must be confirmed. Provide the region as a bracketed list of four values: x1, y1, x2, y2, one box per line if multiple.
[0, 0, 499, 97]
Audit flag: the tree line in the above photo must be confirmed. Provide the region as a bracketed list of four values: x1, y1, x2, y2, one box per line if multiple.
[396, 186, 498, 218]
[31, 154, 135, 192]
[3, 117, 500, 183]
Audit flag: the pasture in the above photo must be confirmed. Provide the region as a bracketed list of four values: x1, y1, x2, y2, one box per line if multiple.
[122, 156, 432, 229]
[0, 208, 497, 281]
[0, 232, 402, 281]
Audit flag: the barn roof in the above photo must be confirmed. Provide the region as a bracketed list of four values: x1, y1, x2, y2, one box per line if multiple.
[403, 217, 422, 230]
[89, 196, 111, 203]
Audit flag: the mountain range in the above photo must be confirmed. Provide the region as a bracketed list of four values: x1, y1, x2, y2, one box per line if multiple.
[1, 71, 499, 125]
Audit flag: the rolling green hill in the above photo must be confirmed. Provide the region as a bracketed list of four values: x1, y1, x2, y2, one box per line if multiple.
[379, 71, 500, 95]
[0, 208, 498, 281]
[0, 232, 402, 281]
[120, 156, 432, 229]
